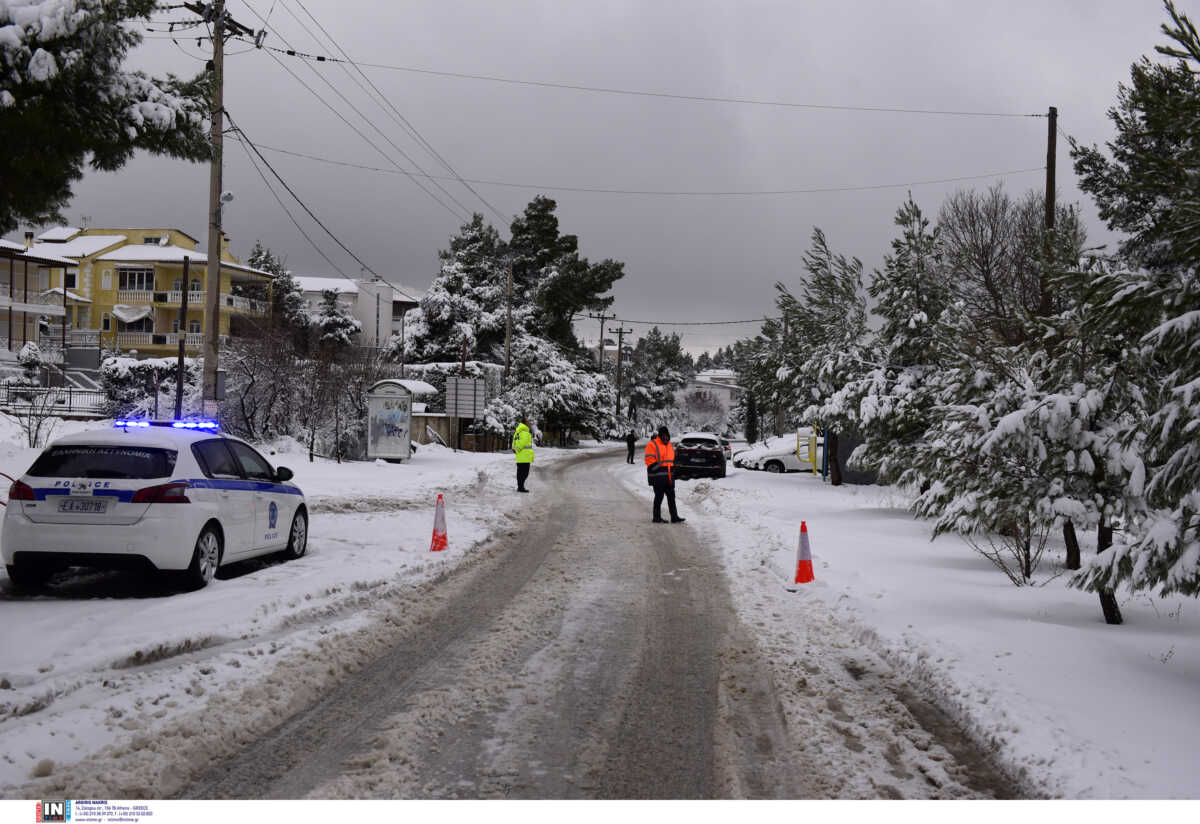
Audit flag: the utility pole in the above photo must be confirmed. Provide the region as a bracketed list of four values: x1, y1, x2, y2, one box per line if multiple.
[1040, 105, 1057, 317]
[503, 258, 513, 389]
[587, 312, 614, 367]
[187, 0, 254, 415]
[608, 325, 632, 418]
[176, 256, 191, 419]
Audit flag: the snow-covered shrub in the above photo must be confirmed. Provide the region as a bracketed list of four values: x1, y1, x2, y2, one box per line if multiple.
[100, 356, 202, 419]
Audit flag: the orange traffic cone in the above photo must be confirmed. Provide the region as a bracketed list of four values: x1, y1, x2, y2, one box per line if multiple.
[793, 520, 814, 584]
[430, 493, 448, 552]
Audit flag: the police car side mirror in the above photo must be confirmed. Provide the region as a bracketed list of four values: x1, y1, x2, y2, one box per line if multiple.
[275, 466, 294, 483]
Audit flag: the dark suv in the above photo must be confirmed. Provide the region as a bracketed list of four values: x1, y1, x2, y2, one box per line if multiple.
[674, 432, 727, 480]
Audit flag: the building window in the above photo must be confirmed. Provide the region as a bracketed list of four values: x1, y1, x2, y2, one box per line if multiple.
[172, 319, 180, 333]
[121, 317, 153, 333]
[64, 271, 76, 289]
[143, 236, 161, 245]
[191, 278, 201, 292]
[101, 270, 112, 290]
[118, 267, 154, 291]
[102, 313, 111, 332]
[189, 320, 201, 333]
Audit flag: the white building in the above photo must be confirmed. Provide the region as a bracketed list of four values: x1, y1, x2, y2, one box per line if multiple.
[295, 276, 422, 348]
[675, 368, 742, 414]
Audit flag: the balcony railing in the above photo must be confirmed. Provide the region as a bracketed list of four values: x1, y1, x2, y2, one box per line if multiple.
[116, 332, 153, 346]
[116, 290, 154, 303]
[165, 290, 205, 305]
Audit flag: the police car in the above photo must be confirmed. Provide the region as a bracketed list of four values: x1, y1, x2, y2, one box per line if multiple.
[2, 420, 307, 591]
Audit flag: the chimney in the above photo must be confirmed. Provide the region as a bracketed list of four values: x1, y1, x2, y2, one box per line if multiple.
[23, 230, 33, 249]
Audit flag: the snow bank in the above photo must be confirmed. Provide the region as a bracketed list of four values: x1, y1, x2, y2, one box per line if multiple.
[0, 417, 596, 794]
[607, 460, 1200, 799]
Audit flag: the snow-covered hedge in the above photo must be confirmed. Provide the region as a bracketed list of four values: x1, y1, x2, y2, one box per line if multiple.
[99, 356, 202, 419]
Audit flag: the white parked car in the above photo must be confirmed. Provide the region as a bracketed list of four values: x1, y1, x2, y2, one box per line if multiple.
[2, 421, 308, 591]
[733, 429, 821, 473]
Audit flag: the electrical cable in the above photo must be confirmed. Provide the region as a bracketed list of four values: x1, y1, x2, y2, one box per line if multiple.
[258, 42, 1043, 119]
[290, 0, 508, 223]
[253, 43, 472, 222]
[237, 2, 475, 222]
[233, 129, 348, 277]
[227, 111, 381, 279]
[242, 139, 1044, 197]
[613, 317, 780, 326]
[228, 122, 423, 303]
[259, 2, 485, 221]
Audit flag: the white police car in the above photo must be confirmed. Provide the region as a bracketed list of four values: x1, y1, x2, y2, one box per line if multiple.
[2, 420, 307, 591]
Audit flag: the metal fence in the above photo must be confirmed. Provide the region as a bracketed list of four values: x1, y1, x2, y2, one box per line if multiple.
[0, 385, 107, 415]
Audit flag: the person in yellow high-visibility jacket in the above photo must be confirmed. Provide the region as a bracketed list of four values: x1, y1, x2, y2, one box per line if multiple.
[512, 414, 534, 493]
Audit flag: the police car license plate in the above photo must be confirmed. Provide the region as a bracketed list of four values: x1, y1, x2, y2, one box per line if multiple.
[58, 497, 108, 514]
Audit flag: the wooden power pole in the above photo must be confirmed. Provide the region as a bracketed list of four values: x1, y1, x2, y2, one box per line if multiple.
[188, 0, 253, 415]
[608, 325, 632, 418]
[1040, 105, 1058, 316]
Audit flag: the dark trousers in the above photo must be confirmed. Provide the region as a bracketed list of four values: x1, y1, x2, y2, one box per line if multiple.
[516, 463, 530, 490]
[652, 479, 678, 520]
[626, 446, 635, 463]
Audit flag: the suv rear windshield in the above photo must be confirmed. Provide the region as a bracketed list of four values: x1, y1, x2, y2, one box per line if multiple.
[27, 445, 178, 479]
[679, 438, 719, 448]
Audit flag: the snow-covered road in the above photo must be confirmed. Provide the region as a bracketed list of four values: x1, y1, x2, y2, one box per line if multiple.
[167, 450, 1012, 799]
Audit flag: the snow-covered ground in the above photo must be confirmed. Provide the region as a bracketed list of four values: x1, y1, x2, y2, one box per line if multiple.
[605, 459, 1200, 799]
[0, 414, 585, 794]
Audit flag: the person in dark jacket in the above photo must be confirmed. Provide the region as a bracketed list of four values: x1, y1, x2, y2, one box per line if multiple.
[625, 430, 636, 464]
[644, 425, 685, 523]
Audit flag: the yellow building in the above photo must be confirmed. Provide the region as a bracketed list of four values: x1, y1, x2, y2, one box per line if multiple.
[19, 226, 273, 361]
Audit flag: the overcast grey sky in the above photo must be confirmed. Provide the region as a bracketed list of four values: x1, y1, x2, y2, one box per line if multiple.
[49, 0, 1179, 353]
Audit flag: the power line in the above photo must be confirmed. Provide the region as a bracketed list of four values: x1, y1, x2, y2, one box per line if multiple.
[237, 1, 474, 223]
[259, 43, 1043, 119]
[227, 110, 382, 279]
[289, 0, 508, 224]
[614, 317, 780, 326]
[265, 1, 483, 221]
[244, 140, 1044, 197]
[233, 128, 348, 277]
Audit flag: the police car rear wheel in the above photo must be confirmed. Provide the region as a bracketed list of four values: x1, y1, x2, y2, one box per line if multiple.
[764, 460, 784, 473]
[283, 510, 308, 560]
[181, 525, 222, 590]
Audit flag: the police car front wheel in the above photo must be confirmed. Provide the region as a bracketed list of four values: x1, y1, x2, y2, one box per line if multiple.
[282, 509, 308, 560]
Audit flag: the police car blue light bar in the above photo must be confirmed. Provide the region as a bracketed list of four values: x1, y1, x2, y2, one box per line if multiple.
[171, 420, 220, 430]
[114, 419, 219, 430]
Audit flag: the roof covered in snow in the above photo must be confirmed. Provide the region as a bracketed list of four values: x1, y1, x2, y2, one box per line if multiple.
[95, 246, 272, 278]
[27, 235, 126, 260]
[294, 276, 359, 295]
[0, 239, 78, 266]
[36, 226, 80, 242]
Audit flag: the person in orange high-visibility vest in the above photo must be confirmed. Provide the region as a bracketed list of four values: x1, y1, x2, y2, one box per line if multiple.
[644, 425, 685, 524]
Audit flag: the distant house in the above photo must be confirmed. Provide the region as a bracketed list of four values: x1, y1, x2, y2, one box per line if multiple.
[294, 275, 422, 348]
[675, 368, 743, 415]
[8, 225, 274, 361]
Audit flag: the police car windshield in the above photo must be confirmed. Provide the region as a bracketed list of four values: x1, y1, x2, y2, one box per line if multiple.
[27, 445, 178, 479]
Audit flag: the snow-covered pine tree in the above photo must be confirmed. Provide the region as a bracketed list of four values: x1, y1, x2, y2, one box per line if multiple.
[400, 214, 512, 364]
[842, 195, 953, 483]
[624, 326, 692, 420]
[483, 333, 615, 443]
[315, 289, 361, 350]
[1068, 1, 1200, 599]
[776, 228, 868, 484]
[0, 0, 210, 233]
